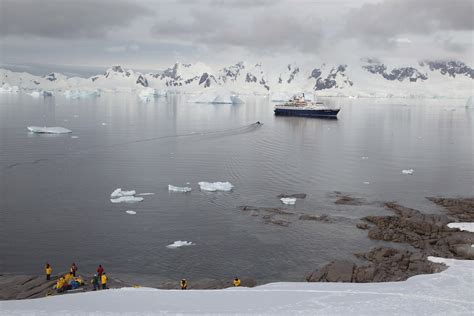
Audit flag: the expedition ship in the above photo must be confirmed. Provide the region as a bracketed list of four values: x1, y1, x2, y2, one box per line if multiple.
[274, 95, 340, 118]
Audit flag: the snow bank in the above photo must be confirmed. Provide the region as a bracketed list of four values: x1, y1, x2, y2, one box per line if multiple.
[168, 185, 192, 193]
[198, 181, 234, 192]
[166, 240, 195, 249]
[2, 257, 473, 315]
[280, 197, 297, 205]
[64, 89, 100, 99]
[27, 126, 72, 134]
[0, 83, 19, 93]
[447, 222, 474, 232]
[402, 169, 414, 174]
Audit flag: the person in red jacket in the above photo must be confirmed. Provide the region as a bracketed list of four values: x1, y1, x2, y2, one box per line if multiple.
[97, 265, 104, 277]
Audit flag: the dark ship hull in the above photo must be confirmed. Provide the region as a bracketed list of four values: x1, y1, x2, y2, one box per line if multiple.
[274, 108, 340, 118]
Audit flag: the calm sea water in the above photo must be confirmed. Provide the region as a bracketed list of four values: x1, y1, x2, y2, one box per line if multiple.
[0, 93, 472, 285]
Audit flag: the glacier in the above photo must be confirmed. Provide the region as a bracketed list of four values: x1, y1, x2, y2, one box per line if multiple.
[1, 59, 473, 99]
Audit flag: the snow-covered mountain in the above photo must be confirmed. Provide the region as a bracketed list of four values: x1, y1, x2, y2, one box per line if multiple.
[1, 59, 473, 98]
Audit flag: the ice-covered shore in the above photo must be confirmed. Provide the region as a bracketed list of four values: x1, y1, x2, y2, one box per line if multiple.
[1, 257, 472, 315]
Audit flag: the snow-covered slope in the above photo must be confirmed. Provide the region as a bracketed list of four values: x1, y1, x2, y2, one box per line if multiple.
[1, 59, 473, 98]
[1, 257, 472, 315]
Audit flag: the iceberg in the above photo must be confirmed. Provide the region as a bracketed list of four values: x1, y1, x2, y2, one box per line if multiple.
[110, 188, 137, 198]
[138, 87, 158, 102]
[64, 89, 100, 99]
[198, 181, 234, 192]
[110, 196, 144, 203]
[168, 185, 192, 193]
[166, 240, 195, 249]
[0, 83, 19, 94]
[28, 91, 41, 98]
[189, 92, 244, 104]
[280, 197, 297, 205]
[27, 126, 72, 134]
[402, 169, 414, 175]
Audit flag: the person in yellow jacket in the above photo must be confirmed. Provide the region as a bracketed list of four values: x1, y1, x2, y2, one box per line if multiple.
[55, 277, 65, 293]
[45, 263, 52, 281]
[101, 272, 108, 289]
[233, 277, 241, 287]
[64, 272, 73, 283]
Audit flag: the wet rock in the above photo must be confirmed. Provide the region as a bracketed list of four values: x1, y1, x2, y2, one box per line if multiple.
[427, 197, 474, 221]
[356, 223, 369, 229]
[277, 193, 307, 199]
[334, 195, 368, 206]
[299, 214, 329, 222]
[307, 261, 355, 282]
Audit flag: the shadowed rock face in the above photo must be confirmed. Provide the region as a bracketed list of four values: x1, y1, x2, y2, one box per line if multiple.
[420, 60, 474, 79]
[363, 202, 474, 259]
[307, 196, 474, 283]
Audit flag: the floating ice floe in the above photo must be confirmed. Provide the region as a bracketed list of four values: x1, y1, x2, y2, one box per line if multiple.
[136, 193, 155, 196]
[168, 185, 192, 193]
[447, 222, 474, 232]
[0, 83, 19, 94]
[402, 169, 414, 175]
[198, 181, 234, 192]
[280, 197, 297, 205]
[189, 92, 244, 104]
[71, 136, 79, 139]
[125, 210, 137, 215]
[111, 188, 137, 198]
[27, 126, 72, 134]
[110, 188, 144, 203]
[363, 181, 370, 185]
[166, 241, 195, 249]
[361, 156, 369, 160]
[64, 89, 100, 99]
[110, 196, 144, 203]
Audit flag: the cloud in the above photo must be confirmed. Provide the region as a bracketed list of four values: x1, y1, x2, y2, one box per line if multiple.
[151, 1, 324, 54]
[344, 0, 473, 45]
[0, 0, 151, 38]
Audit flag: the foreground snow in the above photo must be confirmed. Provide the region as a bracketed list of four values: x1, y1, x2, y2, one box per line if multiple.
[448, 222, 474, 232]
[1, 257, 472, 315]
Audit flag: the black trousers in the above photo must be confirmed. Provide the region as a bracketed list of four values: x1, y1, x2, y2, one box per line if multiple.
[102, 283, 107, 289]
[46, 274, 50, 280]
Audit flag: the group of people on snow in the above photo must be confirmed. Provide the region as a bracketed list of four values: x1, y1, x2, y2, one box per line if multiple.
[45, 262, 108, 293]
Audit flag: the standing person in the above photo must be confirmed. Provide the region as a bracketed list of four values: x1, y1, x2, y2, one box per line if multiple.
[70, 263, 78, 277]
[91, 274, 100, 291]
[233, 277, 241, 287]
[97, 265, 104, 277]
[101, 272, 107, 289]
[45, 263, 52, 281]
[180, 279, 187, 290]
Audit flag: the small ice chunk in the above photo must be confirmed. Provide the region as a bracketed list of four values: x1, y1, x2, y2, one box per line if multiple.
[402, 169, 414, 175]
[110, 196, 143, 203]
[361, 156, 369, 160]
[29, 91, 41, 98]
[125, 210, 137, 215]
[136, 193, 155, 196]
[447, 222, 474, 232]
[168, 185, 192, 193]
[71, 136, 79, 139]
[363, 181, 370, 184]
[111, 188, 136, 198]
[166, 241, 195, 249]
[280, 197, 296, 205]
[198, 181, 234, 192]
[27, 126, 72, 134]
[101, 122, 107, 126]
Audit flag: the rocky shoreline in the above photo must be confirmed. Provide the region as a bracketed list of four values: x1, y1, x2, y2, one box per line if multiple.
[1, 197, 472, 300]
[306, 197, 473, 283]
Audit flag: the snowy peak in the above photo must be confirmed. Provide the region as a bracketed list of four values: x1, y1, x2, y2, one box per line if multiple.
[362, 59, 427, 82]
[419, 60, 474, 79]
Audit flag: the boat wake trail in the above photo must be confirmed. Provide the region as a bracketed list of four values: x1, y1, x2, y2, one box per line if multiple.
[1, 122, 263, 173]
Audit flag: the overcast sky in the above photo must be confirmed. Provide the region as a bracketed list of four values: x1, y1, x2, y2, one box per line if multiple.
[0, 0, 472, 71]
